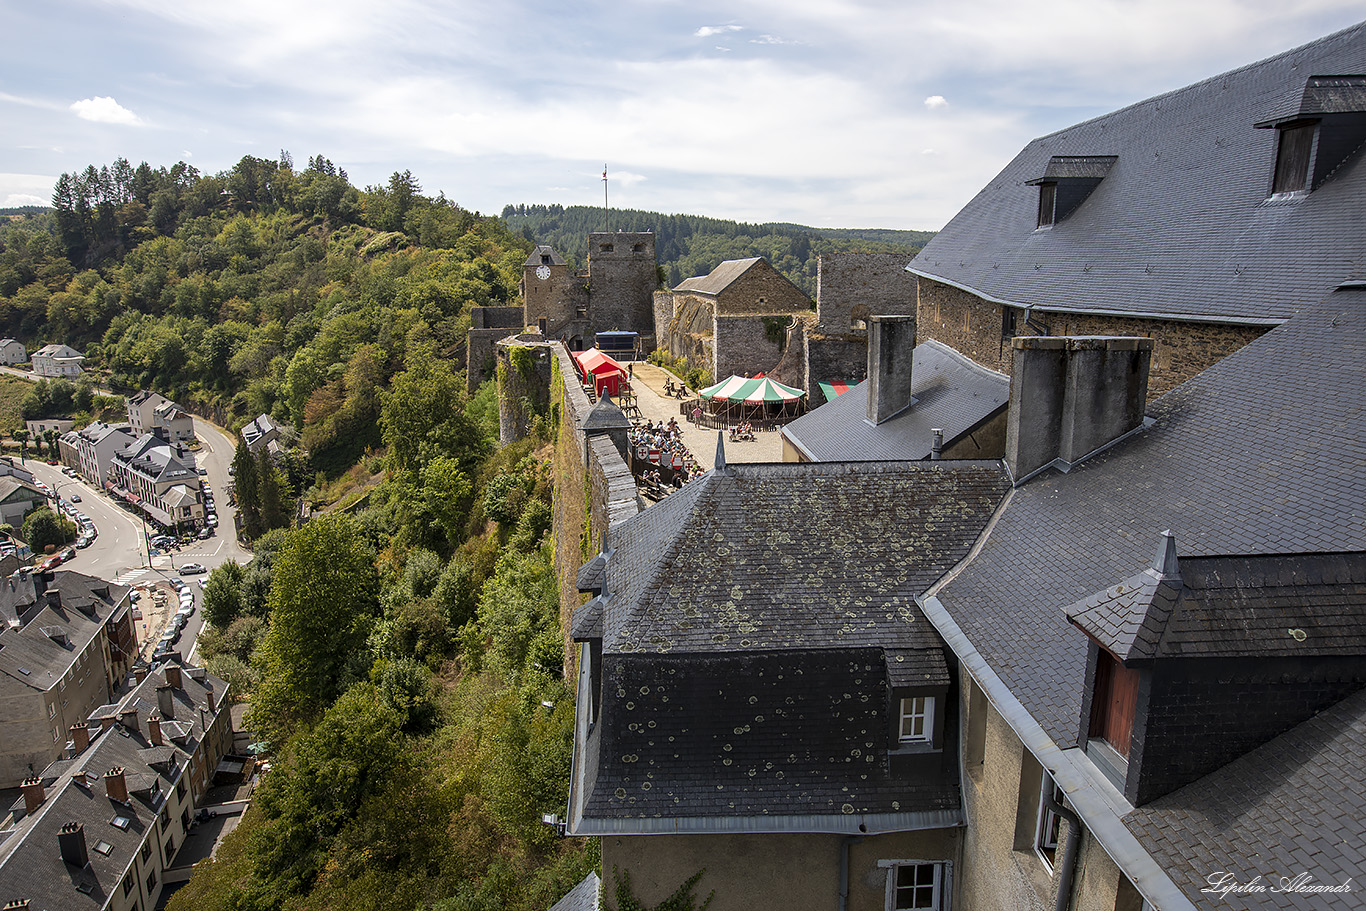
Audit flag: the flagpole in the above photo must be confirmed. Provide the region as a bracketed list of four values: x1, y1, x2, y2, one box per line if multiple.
[602, 164, 609, 232]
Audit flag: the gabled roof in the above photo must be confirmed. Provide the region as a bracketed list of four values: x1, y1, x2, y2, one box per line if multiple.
[595, 460, 1011, 655]
[524, 245, 566, 267]
[781, 340, 1009, 461]
[911, 22, 1366, 326]
[674, 257, 763, 295]
[32, 344, 83, 359]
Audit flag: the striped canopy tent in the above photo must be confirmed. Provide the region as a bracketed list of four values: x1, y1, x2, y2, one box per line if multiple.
[698, 375, 807, 424]
[574, 347, 628, 397]
[700, 375, 805, 404]
[817, 380, 853, 402]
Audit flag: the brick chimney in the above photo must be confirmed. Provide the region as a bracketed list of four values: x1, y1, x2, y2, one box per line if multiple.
[164, 663, 183, 689]
[206, 686, 217, 714]
[57, 822, 89, 868]
[1005, 336, 1153, 481]
[98, 714, 116, 732]
[133, 667, 148, 684]
[20, 776, 44, 814]
[105, 767, 128, 803]
[148, 713, 163, 747]
[120, 706, 140, 736]
[865, 315, 917, 425]
[70, 721, 90, 754]
[157, 682, 175, 720]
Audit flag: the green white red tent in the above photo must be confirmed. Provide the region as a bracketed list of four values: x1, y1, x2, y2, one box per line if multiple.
[699, 375, 806, 404]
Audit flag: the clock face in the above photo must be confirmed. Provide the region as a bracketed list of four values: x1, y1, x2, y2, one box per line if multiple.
[536, 265, 551, 280]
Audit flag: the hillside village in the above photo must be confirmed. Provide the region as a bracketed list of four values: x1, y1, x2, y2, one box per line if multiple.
[0, 18, 1362, 911]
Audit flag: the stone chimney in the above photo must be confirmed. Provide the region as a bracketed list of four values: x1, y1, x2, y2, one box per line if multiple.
[157, 681, 175, 720]
[1005, 336, 1152, 481]
[70, 722, 90, 754]
[133, 667, 147, 684]
[98, 714, 116, 732]
[164, 663, 183, 689]
[120, 706, 140, 736]
[44, 590, 61, 610]
[206, 686, 217, 714]
[57, 822, 89, 868]
[148, 713, 163, 747]
[865, 315, 917, 425]
[20, 776, 44, 814]
[105, 767, 129, 803]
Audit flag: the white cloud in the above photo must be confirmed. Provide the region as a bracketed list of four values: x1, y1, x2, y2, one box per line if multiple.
[4, 193, 47, 207]
[69, 96, 142, 125]
[750, 34, 798, 46]
[695, 25, 742, 38]
[924, 95, 949, 109]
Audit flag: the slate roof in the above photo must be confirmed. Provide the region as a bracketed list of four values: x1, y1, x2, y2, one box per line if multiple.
[910, 22, 1366, 326]
[674, 258, 762, 295]
[0, 659, 227, 910]
[0, 572, 129, 694]
[582, 648, 960, 826]
[594, 460, 1011, 655]
[573, 459, 1009, 832]
[1123, 686, 1366, 910]
[525, 245, 567, 267]
[1067, 551, 1366, 662]
[549, 872, 600, 911]
[581, 395, 631, 432]
[933, 289, 1366, 747]
[780, 340, 1009, 461]
[113, 434, 199, 484]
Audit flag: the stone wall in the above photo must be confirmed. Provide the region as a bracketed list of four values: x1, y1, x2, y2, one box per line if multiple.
[803, 332, 869, 406]
[548, 345, 640, 677]
[471, 305, 525, 330]
[713, 314, 790, 381]
[467, 328, 510, 393]
[816, 252, 918, 332]
[652, 290, 675, 351]
[587, 232, 658, 336]
[663, 293, 716, 371]
[917, 278, 1269, 400]
[495, 336, 556, 445]
[714, 259, 812, 316]
[523, 263, 584, 333]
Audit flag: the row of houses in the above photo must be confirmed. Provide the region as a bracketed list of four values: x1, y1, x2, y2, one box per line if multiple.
[558, 22, 1366, 911]
[0, 645, 233, 911]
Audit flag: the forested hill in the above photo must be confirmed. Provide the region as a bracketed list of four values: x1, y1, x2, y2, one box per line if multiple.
[501, 204, 934, 297]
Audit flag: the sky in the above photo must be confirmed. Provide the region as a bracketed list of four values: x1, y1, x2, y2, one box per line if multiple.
[1, 1, 1363, 231]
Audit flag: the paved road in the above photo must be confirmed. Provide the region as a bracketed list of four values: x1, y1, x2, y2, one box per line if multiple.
[19, 415, 249, 662]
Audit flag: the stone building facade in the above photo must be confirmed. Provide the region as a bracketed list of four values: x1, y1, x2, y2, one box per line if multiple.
[519, 234, 659, 353]
[466, 305, 528, 393]
[916, 279, 1268, 400]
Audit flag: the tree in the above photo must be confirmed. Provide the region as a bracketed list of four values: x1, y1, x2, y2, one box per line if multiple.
[23, 508, 72, 551]
[249, 514, 380, 739]
[232, 440, 261, 538]
[202, 560, 245, 629]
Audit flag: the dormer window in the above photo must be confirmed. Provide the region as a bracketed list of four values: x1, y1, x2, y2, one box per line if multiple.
[898, 696, 934, 743]
[1256, 75, 1366, 196]
[1036, 183, 1057, 227]
[1271, 121, 1316, 193]
[1027, 156, 1116, 228]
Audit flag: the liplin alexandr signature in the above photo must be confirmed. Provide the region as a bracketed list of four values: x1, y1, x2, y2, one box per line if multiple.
[1203, 872, 1354, 900]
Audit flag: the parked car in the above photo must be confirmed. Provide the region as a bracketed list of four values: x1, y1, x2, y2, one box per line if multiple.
[180, 563, 207, 574]
[70, 494, 81, 502]
[197, 527, 213, 539]
[205, 515, 218, 527]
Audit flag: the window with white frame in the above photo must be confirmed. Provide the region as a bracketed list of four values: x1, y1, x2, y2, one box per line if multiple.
[879, 860, 950, 910]
[899, 696, 934, 743]
[1035, 775, 1064, 871]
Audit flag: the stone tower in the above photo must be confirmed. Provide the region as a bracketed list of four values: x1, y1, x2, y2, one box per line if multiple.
[522, 246, 580, 333]
[586, 232, 657, 336]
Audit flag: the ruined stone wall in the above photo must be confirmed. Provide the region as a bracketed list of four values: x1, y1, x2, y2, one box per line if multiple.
[587, 232, 658, 335]
[495, 337, 555, 445]
[652, 290, 675, 352]
[666, 293, 716, 374]
[548, 345, 640, 676]
[816, 252, 918, 331]
[713, 314, 790, 381]
[767, 313, 814, 388]
[467, 329, 509, 393]
[714, 260, 812, 316]
[917, 278, 1269, 400]
[803, 332, 870, 407]
[470, 305, 525, 330]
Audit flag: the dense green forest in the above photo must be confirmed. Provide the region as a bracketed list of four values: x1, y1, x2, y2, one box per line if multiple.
[3, 157, 588, 910]
[501, 203, 934, 297]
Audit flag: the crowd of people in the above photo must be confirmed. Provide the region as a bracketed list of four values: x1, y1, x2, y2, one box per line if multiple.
[628, 418, 702, 489]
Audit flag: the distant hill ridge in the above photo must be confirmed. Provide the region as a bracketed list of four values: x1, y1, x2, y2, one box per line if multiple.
[501, 204, 934, 296]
